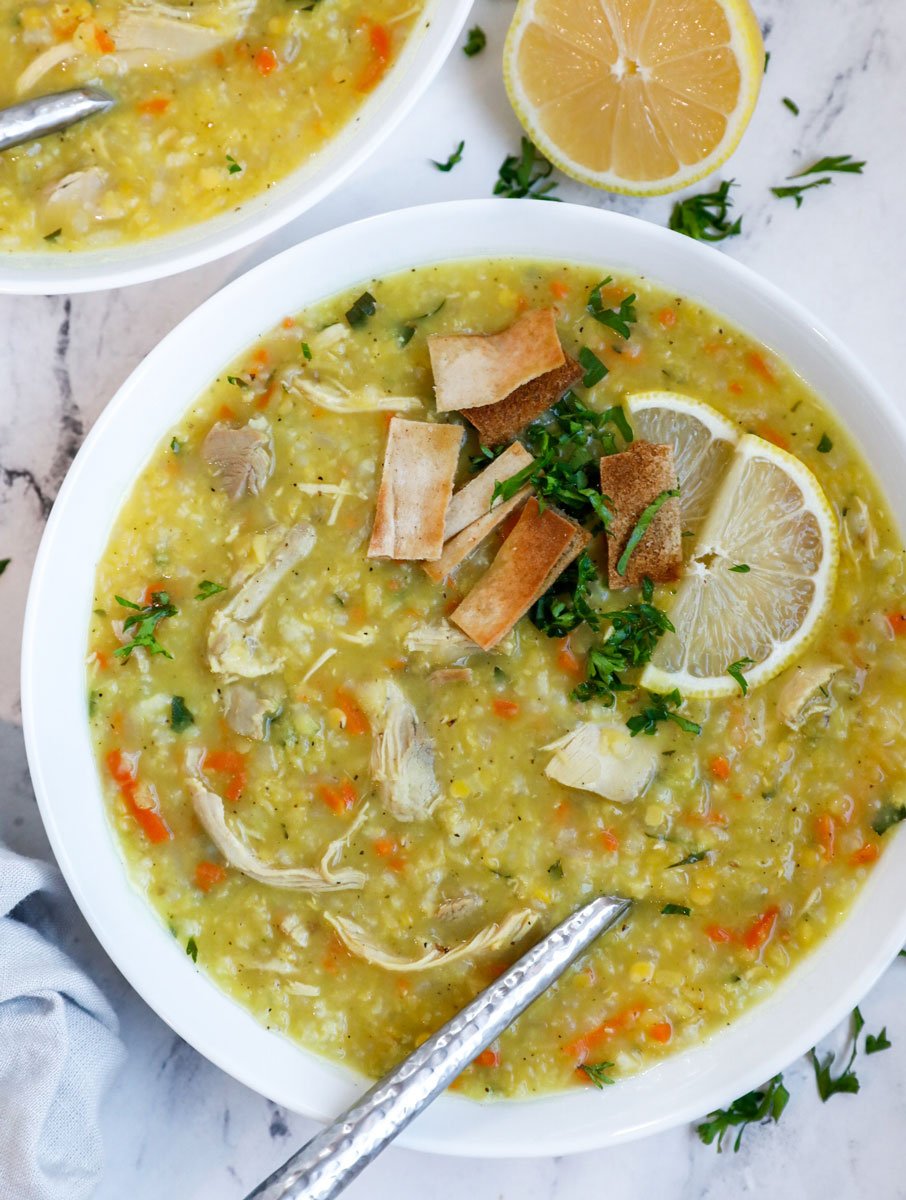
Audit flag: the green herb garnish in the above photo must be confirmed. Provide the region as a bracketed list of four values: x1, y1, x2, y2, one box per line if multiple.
[226, 154, 242, 174]
[771, 178, 833, 208]
[301, 341, 312, 361]
[782, 97, 800, 115]
[398, 299, 446, 347]
[616, 488, 679, 577]
[573, 600, 675, 705]
[170, 696, 194, 732]
[587, 277, 637, 339]
[661, 903, 691, 916]
[44, 228, 62, 242]
[817, 433, 833, 453]
[432, 140, 465, 173]
[794, 154, 866, 177]
[226, 375, 248, 388]
[578, 1061, 616, 1089]
[578, 346, 608, 388]
[186, 937, 198, 963]
[669, 181, 741, 243]
[532, 551, 599, 637]
[463, 25, 486, 56]
[0, 558, 9, 576]
[668, 850, 707, 869]
[113, 591, 177, 660]
[493, 137, 560, 201]
[810, 1008, 863, 1100]
[698, 1074, 789, 1152]
[866, 1027, 891, 1054]
[727, 656, 755, 695]
[548, 860, 564, 880]
[729, 563, 750, 573]
[871, 804, 906, 836]
[345, 291, 377, 328]
[627, 689, 701, 737]
[170, 437, 182, 454]
[195, 580, 227, 600]
[764, 51, 770, 72]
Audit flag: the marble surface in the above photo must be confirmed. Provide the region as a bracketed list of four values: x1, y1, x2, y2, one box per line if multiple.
[2, 0, 906, 1195]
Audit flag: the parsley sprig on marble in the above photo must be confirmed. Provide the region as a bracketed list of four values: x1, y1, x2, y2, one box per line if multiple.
[698, 1074, 790, 1152]
[772, 154, 866, 207]
[493, 137, 560, 200]
[669, 180, 742, 242]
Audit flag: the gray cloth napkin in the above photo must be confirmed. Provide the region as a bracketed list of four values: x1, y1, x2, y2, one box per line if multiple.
[0, 843, 124, 1200]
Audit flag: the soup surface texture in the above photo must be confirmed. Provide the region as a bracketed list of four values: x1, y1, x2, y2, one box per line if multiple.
[0, 0, 422, 251]
[88, 259, 906, 1099]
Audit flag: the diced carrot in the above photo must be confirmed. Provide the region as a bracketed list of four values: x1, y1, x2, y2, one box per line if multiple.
[474, 1047, 500, 1068]
[657, 307, 678, 329]
[553, 799, 571, 823]
[213, 49, 226, 68]
[742, 906, 779, 952]
[746, 351, 776, 384]
[252, 347, 270, 366]
[322, 933, 347, 974]
[254, 47, 278, 75]
[218, 404, 235, 421]
[705, 924, 734, 944]
[253, 384, 275, 411]
[757, 423, 789, 450]
[203, 749, 248, 802]
[710, 755, 731, 782]
[492, 698, 520, 718]
[887, 613, 906, 635]
[564, 1005, 643, 1062]
[138, 96, 170, 115]
[94, 649, 109, 670]
[556, 637, 582, 676]
[851, 842, 879, 866]
[320, 779, 357, 814]
[816, 813, 836, 861]
[396, 977, 410, 996]
[599, 828, 620, 853]
[106, 749, 172, 844]
[648, 1021, 672, 1044]
[549, 280, 570, 299]
[356, 22, 391, 91]
[140, 580, 168, 605]
[94, 26, 115, 53]
[334, 688, 369, 735]
[195, 860, 227, 892]
[281, 316, 295, 329]
[728, 381, 744, 396]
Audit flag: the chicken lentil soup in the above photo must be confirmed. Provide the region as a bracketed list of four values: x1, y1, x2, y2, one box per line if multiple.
[87, 259, 906, 1099]
[0, 0, 422, 251]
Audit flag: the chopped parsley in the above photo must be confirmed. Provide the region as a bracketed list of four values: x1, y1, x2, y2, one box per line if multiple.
[397, 299, 446, 347]
[669, 180, 741, 242]
[578, 1061, 616, 1088]
[573, 599, 675, 705]
[226, 154, 242, 174]
[226, 375, 248, 388]
[810, 1008, 863, 1100]
[170, 437, 182, 454]
[432, 140, 465, 173]
[532, 551, 599, 638]
[727, 656, 755, 695]
[817, 433, 833, 453]
[578, 346, 608, 388]
[661, 903, 691, 916]
[782, 97, 800, 115]
[44, 228, 62, 242]
[0, 558, 9, 576]
[771, 178, 833, 208]
[729, 563, 750, 573]
[301, 341, 312, 361]
[463, 25, 486, 56]
[493, 137, 560, 201]
[626, 689, 701, 737]
[866, 1027, 892, 1055]
[113, 591, 177, 660]
[616, 488, 679, 577]
[871, 804, 906, 836]
[587, 277, 637, 339]
[697, 1074, 789, 1152]
[186, 937, 198, 963]
[196, 580, 227, 600]
[795, 154, 866, 177]
[170, 696, 194, 732]
[668, 850, 707, 868]
[345, 291, 377, 328]
[547, 860, 564, 880]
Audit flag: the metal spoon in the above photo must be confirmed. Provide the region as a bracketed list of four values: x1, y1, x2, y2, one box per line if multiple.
[0, 86, 114, 152]
[244, 893, 631, 1200]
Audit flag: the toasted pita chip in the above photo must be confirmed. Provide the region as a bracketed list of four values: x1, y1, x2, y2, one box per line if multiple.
[425, 486, 533, 583]
[461, 356, 583, 446]
[445, 442, 534, 539]
[599, 440, 682, 589]
[429, 309, 565, 414]
[368, 418, 463, 561]
[451, 498, 590, 649]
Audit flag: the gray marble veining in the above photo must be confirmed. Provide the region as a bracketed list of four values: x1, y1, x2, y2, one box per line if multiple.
[2, 1, 906, 1196]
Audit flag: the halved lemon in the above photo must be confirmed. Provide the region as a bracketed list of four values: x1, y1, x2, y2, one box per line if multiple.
[627, 391, 738, 541]
[504, 0, 765, 195]
[640, 434, 839, 698]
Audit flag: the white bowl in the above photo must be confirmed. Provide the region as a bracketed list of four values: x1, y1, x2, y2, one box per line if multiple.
[22, 200, 906, 1156]
[0, 0, 473, 295]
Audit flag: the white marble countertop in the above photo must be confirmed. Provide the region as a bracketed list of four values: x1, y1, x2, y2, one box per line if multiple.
[3, 0, 906, 1195]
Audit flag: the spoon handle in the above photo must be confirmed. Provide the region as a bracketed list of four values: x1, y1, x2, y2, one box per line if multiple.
[245, 894, 631, 1200]
[0, 87, 114, 152]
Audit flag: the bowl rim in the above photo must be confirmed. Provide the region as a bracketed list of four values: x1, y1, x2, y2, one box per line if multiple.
[0, 0, 474, 295]
[21, 199, 906, 1157]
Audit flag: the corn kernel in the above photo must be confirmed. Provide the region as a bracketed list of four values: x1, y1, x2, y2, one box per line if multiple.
[630, 960, 654, 983]
[252, 534, 269, 563]
[644, 804, 666, 828]
[450, 779, 471, 799]
[327, 707, 346, 730]
[199, 167, 222, 190]
[690, 885, 713, 907]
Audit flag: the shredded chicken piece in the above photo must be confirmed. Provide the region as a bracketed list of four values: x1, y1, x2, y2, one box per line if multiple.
[841, 497, 879, 565]
[189, 779, 367, 891]
[278, 913, 311, 948]
[543, 723, 658, 803]
[436, 893, 483, 921]
[208, 523, 315, 677]
[203, 416, 274, 501]
[324, 908, 537, 973]
[285, 982, 321, 997]
[404, 622, 513, 663]
[222, 684, 274, 740]
[42, 168, 109, 224]
[428, 668, 473, 686]
[291, 377, 421, 414]
[358, 680, 440, 822]
[776, 662, 842, 729]
[300, 647, 337, 684]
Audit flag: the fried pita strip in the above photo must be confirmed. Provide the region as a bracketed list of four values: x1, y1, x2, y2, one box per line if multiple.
[450, 498, 590, 649]
[599, 440, 682, 589]
[445, 442, 534, 539]
[367, 418, 463, 561]
[461, 356, 583, 446]
[429, 308, 565, 414]
[424, 486, 532, 583]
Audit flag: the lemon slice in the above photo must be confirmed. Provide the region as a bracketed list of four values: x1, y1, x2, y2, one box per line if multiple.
[640, 434, 839, 698]
[627, 391, 738, 541]
[504, 0, 765, 195]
